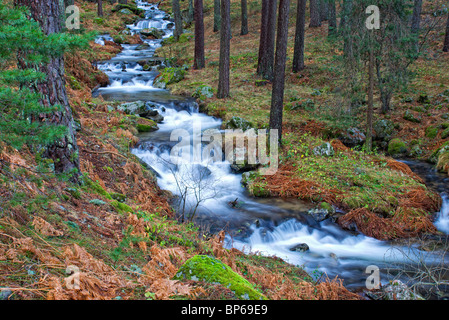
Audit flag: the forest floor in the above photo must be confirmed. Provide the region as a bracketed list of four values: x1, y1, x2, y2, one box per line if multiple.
[0, 0, 363, 300]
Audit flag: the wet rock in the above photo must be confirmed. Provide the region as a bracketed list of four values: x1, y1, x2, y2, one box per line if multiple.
[289, 243, 309, 252]
[307, 208, 330, 222]
[313, 142, 334, 157]
[338, 127, 366, 148]
[117, 100, 147, 115]
[135, 43, 150, 50]
[140, 27, 165, 39]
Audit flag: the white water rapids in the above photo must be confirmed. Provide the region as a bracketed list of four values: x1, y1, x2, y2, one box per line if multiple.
[93, 0, 449, 292]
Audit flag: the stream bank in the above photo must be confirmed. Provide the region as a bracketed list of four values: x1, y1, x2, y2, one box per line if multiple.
[92, 0, 449, 298]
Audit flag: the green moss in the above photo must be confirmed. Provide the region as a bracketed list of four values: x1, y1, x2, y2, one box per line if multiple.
[174, 255, 267, 300]
[441, 128, 449, 139]
[153, 67, 186, 89]
[388, 138, 408, 156]
[84, 178, 112, 200]
[136, 123, 158, 132]
[425, 126, 439, 139]
[110, 192, 126, 203]
[111, 200, 133, 213]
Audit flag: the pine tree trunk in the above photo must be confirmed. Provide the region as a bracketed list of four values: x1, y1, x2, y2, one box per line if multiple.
[292, 0, 306, 73]
[328, 0, 337, 36]
[262, 0, 278, 80]
[411, 0, 422, 34]
[172, 0, 183, 41]
[309, 0, 321, 27]
[213, 0, 221, 32]
[443, 12, 449, 52]
[98, 0, 103, 17]
[366, 50, 374, 152]
[241, 0, 248, 35]
[194, 0, 205, 69]
[270, 0, 290, 144]
[339, 0, 352, 32]
[320, 0, 328, 22]
[15, 0, 80, 181]
[257, 0, 269, 74]
[217, 0, 231, 99]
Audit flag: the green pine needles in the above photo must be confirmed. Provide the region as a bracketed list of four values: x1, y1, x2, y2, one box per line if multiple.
[0, 3, 90, 150]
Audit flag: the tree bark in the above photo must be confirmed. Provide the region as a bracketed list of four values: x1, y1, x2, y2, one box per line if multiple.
[292, 0, 306, 72]
[270, 0, 290, 144]
[309, 0, 321, 27]
[241, 0, 248, 35]
[366, 49, 374, 152]
[213, 0, 221, 32]
[15, 0, 80, 181]
[217, 0, 231, 99]
[411, 0, 422, 34]
[194, 0, 205, 69]
[262, 0, 278, 80]
[172, 0, 183, 41]
[328, 0, 337, 36]
[443, 12, 449, 52]
[257, 0, 269, 74]
[97, 0, 103, 17]
[320, 0, 328, 22]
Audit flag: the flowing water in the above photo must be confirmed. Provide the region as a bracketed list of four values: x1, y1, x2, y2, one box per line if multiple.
[93, 1, 449, 294]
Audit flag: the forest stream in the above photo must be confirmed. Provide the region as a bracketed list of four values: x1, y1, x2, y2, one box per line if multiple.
[93, 0, 449, 296]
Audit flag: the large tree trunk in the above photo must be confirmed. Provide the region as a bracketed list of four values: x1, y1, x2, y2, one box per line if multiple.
[262, 0, 278, 80]
[320, 0, 328, 22]
[15, 0, 80, 181]
[97, 0, 103, 17]
[194, 0, 205, 69]
[257, 0, 269, 74]
[328, 0, 337, 36]
[444, 12, 449, 52]
[270, 0, 290, 144]
[172, 0, 183, 41]
[292, 0, 306, 72]
[366, 49, 374, 152]
[213, 0, 221, 32]
[217, 0, 231, 99]
[241, 0, 248, 35]
[309, 0, 321, 27]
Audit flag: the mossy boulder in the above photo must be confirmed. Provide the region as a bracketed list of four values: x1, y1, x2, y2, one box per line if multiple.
[373, 119, 395, 141]
[425, 126, 439, 139]
[388, 138, 408, 157]
[436, 151, 449, 174]
[441, 127, 449, 140]
[403, 110, 421, 123]
[429, 142, 449, 164]
[112, 3, 144, 17]
[153, 67, 186, 89]
[174, 255, 267, 300]
[141, 27, 165, 39]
